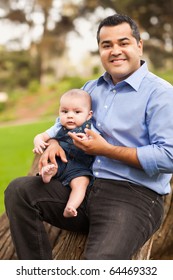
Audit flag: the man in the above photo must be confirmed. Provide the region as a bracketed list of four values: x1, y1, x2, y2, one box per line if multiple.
[5, 14, 173, 260]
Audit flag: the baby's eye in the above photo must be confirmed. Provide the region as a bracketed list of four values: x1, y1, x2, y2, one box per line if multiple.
[75, 111, 81, 114]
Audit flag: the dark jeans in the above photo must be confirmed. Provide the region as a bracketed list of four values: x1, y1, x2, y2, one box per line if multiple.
[4, 176, 164, 260]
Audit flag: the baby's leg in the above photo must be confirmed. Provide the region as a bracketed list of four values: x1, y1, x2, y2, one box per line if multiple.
[41, 164, 57, 183]
[63, 176, 89, 218]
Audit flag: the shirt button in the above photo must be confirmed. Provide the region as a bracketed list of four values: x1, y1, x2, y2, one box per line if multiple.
[98, 123, 101, 127]
[104, 105, 108, 109]
[97, 159, 101, 163]
[113, 89, 116, 93]
[95, 172, 99, 176]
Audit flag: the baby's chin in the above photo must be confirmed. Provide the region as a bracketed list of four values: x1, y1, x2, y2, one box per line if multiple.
[66, 124, 77, 130]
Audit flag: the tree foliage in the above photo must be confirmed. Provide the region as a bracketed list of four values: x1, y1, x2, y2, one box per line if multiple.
[0, 0, 172, 85]
[1, 0, 172, 52]
[0, 50, 40, 90]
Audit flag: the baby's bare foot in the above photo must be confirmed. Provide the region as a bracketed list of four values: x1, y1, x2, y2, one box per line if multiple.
[41, 164, 57, 183]
[63, 206, 77, 218]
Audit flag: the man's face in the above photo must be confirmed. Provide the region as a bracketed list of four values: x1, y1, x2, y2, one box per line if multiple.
[98, 23, 143, 84]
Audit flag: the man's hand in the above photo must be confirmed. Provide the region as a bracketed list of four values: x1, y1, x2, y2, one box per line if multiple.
[38, 139, 67, 172]
[68, 129, 141, 168]
[68, 129, 110, 156]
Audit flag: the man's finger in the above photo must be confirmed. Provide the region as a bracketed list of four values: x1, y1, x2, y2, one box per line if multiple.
[58, 149, 68, 163]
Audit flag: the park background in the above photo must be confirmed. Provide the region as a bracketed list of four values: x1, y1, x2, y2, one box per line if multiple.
[0, 0, 173, 215]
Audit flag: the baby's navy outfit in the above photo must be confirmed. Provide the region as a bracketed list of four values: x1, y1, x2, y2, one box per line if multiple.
[54, 120, 94, 187]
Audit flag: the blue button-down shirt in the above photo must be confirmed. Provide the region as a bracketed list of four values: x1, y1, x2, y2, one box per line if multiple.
[82, 61, 173, 194]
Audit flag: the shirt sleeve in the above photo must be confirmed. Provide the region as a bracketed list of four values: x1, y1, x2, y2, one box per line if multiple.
[46, 117, 61, 138]
[137, 88, 173, 177]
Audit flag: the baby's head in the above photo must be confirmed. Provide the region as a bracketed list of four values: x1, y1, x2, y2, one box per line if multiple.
[59, 89, 92, 129]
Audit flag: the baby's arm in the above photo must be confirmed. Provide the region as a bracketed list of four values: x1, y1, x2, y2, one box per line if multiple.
[33, 132, 50, 154]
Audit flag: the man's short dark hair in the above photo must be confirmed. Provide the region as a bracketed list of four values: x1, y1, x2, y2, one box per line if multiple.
[97, 14, 141, 43]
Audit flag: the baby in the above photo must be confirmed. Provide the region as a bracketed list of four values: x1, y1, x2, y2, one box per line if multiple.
[33, 89, 95, 218]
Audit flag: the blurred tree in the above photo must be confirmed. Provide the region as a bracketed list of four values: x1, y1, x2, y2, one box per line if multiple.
[0, 50, 40, 90]
[0, 0, 172, 83]
[114, 0, 173, 44]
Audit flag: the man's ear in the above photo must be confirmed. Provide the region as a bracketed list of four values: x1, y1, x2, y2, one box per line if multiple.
[138, 39, 143, 57]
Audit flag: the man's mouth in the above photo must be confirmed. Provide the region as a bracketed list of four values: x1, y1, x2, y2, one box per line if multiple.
[110, 58, 126, 63]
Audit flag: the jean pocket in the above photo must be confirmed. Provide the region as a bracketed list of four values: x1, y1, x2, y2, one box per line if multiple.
[127, 182, 161, 204]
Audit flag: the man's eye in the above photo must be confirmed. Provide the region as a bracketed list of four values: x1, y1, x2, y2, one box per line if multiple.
[121, 42, 129, 46]
[103, 45, 110, 49]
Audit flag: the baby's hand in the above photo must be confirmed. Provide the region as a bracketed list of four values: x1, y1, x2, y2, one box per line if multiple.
[75, 132, 89, 141]
[33, 140, 49, 154]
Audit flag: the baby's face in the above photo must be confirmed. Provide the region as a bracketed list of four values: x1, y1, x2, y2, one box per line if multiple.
[59, 96, 92, 129]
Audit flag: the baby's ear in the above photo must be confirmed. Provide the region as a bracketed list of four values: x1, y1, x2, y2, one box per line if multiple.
[88, 110, 93, 119]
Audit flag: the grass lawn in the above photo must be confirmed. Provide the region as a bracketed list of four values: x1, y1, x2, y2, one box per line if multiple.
[0, 119, 55, 214]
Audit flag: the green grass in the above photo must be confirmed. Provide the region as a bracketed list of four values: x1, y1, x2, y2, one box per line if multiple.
[0, 119, 55, 214]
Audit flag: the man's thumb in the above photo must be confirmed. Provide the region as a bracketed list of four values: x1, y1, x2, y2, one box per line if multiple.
[84, 128, 95, 138]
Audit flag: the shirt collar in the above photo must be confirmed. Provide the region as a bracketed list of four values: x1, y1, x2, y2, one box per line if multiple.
[97, 60, 149, 91]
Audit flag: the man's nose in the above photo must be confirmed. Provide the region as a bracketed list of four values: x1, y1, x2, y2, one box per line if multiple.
[110, 45, 122, 55]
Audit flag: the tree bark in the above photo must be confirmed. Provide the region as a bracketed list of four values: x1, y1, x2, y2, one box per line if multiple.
[0, 155, 173, 260]
[150, 177, 173, 260]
